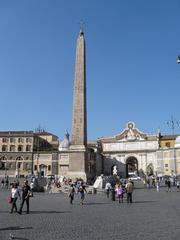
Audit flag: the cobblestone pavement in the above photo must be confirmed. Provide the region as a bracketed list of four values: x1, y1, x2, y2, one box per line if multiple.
[1, 184, 180, 240]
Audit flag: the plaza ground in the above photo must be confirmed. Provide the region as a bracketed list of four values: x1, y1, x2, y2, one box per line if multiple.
[1, 183, 180, 240]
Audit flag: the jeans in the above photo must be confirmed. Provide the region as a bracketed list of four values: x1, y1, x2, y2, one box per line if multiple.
[19, 197, 29, 213]
[10, 197, 18, 213]
[127, 192, 132, 203]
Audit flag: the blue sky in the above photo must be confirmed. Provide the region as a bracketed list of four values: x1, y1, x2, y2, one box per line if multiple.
[0, 0, 180, 140]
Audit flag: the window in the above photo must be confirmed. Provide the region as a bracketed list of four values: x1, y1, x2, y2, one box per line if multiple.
[26, 163, 30, 170]
[59, 165, 69, 170]
[0, 156, 7, 161]
[48, 165, 51, 171]
[2, 137, 8, 143]
[26, 145, 31, 152]
[165, 142, 171, 148]
[9, 156, 13, 160]
[18, 137, 24, 143]
[2, 145, 7, 152]
[17, 162, 21, 168]
[0, 162, 5, 170]
[10, 145, 15, 152]
[34, 165, 37, 171]
[18, 145, 23, 152]
[164, 152, 169, 158]
[10, 138, 15, 143]
[26, 137, 32, 143]
[26, 157, 29, 160]
[165, 164, 168, 167]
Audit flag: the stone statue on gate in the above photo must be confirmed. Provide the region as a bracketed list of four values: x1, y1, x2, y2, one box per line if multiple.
[113, 165, 117, 175]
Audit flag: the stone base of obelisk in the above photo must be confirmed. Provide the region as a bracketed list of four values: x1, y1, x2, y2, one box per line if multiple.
[68, 145, 88, 181]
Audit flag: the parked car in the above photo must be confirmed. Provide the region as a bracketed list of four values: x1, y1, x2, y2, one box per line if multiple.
[129, 175, 141, 181]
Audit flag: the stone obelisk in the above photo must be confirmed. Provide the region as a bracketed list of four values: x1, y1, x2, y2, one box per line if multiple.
[69, 28, 88, 180]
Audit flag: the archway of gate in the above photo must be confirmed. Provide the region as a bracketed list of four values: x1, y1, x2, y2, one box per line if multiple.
[126, 156, 138, 177]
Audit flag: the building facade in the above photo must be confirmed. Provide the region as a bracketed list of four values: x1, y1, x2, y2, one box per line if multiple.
[98, 122, 159, 177]
[0, 130, 59, 177]
[98, 122, 180, 178]
[1, 124, 180, 179]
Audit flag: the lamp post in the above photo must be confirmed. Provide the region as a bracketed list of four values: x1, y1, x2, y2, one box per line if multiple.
[15, 161, 20, 179]
[31, 151, 34, 176]
[167, 116, 180, 176]
[36, 152, 40, 177]
[5, 160, 7, 177]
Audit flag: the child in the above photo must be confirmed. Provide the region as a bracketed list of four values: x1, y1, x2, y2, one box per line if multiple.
[115, 184, 124, 203]
[68, 184, 75, 204]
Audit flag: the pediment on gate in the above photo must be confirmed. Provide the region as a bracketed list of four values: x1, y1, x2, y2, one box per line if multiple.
[115, 122, 147, 141]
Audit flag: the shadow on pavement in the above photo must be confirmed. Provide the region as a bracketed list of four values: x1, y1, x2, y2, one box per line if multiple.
[0, 226, 32, 231]
[84, 202, 112, 205]
[132, 200, 159, 203]
[11, 237, 29, 240]
[30, 210, 71, 214]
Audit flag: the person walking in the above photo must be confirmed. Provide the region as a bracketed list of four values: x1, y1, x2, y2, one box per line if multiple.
[9, 183, 21, 213]
[30, 181, 34, 197]
[152, 177, 156, 188]
[146, 179, 150, 189]
[105, 182, 111, 198]
[126, 179, 133, 203]
[176, 180, 180, 192]
[156, 179, 160, 192]
[167, 178, 171, 192]
[1, 178, 5, 188]
[68, 184, 75, 204]
[18, 180, 31, 214]
[5, 176, 9, 189]
[46, 179, 51, 193]
[79, 183, 86, 205]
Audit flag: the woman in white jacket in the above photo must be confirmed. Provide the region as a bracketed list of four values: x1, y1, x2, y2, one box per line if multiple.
[10, 183, 21, 213]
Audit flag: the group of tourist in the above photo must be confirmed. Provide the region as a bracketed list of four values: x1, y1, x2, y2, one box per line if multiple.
[105, 179, 134, 203]
[142, 175, 180, 192]
[68, 181, 87, 205]
[165, 177, 180, 192]
[46, 177, 87, 205]
[7, 176, 88, 214]
[67, 178, 88, 205]
[142, 176, 161, 191]
[3, 173, 180, 216]
[1, 175, 10, 189]
[9, 180, 31, 214]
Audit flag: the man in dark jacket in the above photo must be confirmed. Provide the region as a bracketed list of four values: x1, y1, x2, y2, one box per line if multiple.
[18, 180, 31, 214]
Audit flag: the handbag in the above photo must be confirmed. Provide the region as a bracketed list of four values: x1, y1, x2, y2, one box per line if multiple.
[29, 191, 33, 197]
[8, 195, 12, 204]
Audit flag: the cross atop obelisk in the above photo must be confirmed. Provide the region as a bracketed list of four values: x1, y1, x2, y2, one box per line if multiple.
[71, 28, 87, 146]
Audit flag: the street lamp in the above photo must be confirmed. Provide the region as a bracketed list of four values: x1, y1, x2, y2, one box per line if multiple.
[167, 116, 179, 135]
[167, 116, 180, 176]
[15, 161, 20, 179]
[36, 152, 40, 177]
[4, 161, 7, 177]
